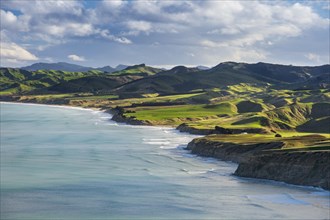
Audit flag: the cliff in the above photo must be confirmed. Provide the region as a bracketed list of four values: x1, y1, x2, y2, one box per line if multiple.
[186, 137, 283, 163]
[235, 151, 330, 190]
[108, 108, 151, 125]
[177, 123, 269, 136]
[187, 136, 330, 190]
[176, 123, 213, 135]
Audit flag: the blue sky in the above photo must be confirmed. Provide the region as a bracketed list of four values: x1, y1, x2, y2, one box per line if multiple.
[1, 0, 329, 68]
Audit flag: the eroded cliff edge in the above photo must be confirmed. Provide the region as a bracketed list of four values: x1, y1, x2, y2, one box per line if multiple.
[187, 135, 330, 190]
[235, 151, 329, 190]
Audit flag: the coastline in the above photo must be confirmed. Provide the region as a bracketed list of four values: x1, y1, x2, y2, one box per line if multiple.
[0, 101, 104, 112]
[187, 137, 329, 190]
[1, 100, 329, 191]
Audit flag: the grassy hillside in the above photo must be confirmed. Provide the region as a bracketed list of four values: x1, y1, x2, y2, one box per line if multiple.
[46, 75, 144, 93]
[115, 62, 329, 96]
[115, 64, 265, 95]
[1, 62, 329, 134]
[0, 64, 161, 95]
[0, 68, 102, 95]
[11, 81, 328, 134]
[110, 64, 162, 76]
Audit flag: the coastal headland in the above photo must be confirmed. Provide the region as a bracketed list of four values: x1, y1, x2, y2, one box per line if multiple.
[1, 62, 329, 190]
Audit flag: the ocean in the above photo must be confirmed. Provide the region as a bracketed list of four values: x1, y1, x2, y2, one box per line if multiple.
[1, 102, 329, 219]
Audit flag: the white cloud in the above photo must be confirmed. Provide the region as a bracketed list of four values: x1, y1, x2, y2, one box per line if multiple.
[200, 40, 219, 48]
[68, 54, 85, 61]
[126, 21, 152, 32]
[0, 9, 29, 32]
[99, 30, 132, 44]
[2, 0, 83, 16]
[305, 53, 321, 62]
[102, 0, 125, 9]
[0, 9, 17, 24]
[40, 23, 95, 37]
[231, 48, 267, 61]
[1, 42, 38, 61]
[1, 0, 130, 45]
[0, 0, 328, 67]
[114, 37, 132, 44]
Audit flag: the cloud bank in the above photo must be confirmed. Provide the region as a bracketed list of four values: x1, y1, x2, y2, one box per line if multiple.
[1, 0, 329, 67]
[68, 54, 85, 62]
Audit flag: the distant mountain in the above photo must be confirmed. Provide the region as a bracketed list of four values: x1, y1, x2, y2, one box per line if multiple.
[96, 64, 129, 73]
[22, 62, 93, 72]
[115, 64, 129, 71]
[96, 66, 115, 73]
[196, 65, 210, 70]
[21, 62, 129, 73]
[158, 66, 200, 75]
[110, 64, 163, 76]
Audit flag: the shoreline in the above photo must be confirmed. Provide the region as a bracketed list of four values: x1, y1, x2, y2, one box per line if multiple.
[1, 101, 329, 191]
[0, 101, 196, 137]
[0, 101, 104, 112]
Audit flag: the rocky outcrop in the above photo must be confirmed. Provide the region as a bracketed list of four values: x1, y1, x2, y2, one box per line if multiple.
[214, 126, 268, 134]
[235, 151, 330, 190]
[109, 107, 150, 125]
[186, 137, 283, 163]
[0, 96, 20, 102]
[111, 113, 150, 125]
[176, 123, 213, 135]
[177, 123, 268, 135]
[186, 137, 330, 190]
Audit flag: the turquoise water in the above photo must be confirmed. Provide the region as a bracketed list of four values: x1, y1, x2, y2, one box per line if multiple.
[1, 102, 329, 220]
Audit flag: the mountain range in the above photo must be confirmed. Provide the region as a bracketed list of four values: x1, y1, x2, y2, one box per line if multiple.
[1, 61, 329, 96]
[115, 62, 330, 95]
[21, 62, 129, 73]
[19, 62, 210, 73]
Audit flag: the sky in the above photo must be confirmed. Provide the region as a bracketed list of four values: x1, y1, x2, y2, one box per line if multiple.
[0, 0, 329, 68]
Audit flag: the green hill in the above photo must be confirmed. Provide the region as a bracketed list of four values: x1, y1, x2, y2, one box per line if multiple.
[1, 62, 329, 134]
[110, 64, 162, 76]
[47, 75, 143, 93]
[116, 62, 329, 96]
[0, 68, 102, 95]
[43, 64, 162, 94]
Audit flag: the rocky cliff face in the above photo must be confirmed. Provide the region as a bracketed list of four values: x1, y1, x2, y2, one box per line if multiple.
[176, 123, 213, 135]
[186, 137, 283, 163]
[187, 137, 330, 190]
[177, 123, 268, 136]
[235, 151, 330, 190]
[109, 109, 150, 125]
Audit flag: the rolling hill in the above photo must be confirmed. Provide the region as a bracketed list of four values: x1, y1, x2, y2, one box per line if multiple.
[0, 68, 101, 95]
[110, 64, 162, 76]
[115, 62, 329, 96]
[2, 62, 328, 97]
[45, 64, 163, 94]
